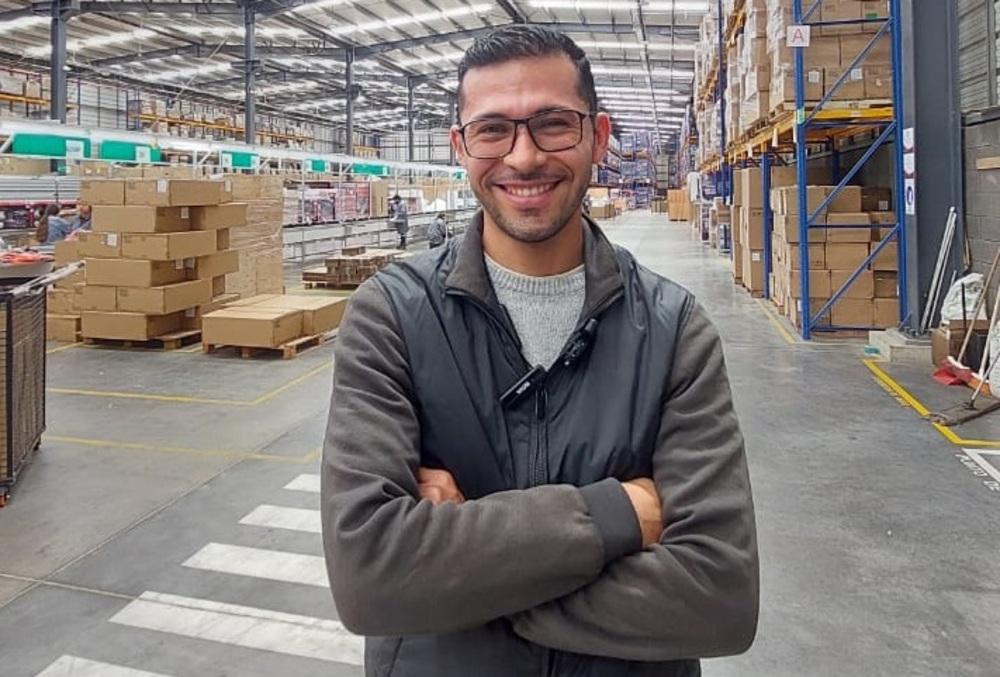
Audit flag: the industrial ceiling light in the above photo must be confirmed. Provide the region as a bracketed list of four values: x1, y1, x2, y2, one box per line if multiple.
[394, 51, 465, 67]
[0, 16, 48, 34]
[146, 62, 232, 82]
[330, 5, 491, 37]
[643, 1, 711, 11]
[577, 40, 697, 52]
[27, 28, 158, 57]
[591, 65, 693, 78]
[528, 1, 635, 9]
[292, 0, 360, 12]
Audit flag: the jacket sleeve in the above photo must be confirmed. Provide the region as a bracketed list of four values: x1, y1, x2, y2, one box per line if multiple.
[321, 279, 643, 637]
[508, 301, 759, 661]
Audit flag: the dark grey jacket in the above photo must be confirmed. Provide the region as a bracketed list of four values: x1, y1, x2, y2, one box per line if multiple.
[322, 213, 758, 677]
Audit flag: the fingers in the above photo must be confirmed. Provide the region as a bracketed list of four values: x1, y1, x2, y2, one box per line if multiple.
[418, 482, 465, 505]
[418, 468, 455, 485]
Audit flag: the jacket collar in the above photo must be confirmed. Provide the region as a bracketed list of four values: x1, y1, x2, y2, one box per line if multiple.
[444, 210, 624, 316]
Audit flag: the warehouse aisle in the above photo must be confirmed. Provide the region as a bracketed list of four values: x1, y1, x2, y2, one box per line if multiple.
[0, 211, 998, 676]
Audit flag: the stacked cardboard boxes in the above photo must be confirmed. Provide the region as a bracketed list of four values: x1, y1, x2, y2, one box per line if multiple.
[302, 246, 403, 287]
[770, 183, 900, 329]
[202, 294, 349, 350]
[667, 189, 692, 222]
[76, 178, 245, 341]
[222, 175, 285, 300]
[46, 240, 86, 342]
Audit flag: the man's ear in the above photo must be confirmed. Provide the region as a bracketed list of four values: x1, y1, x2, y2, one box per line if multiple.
[591, 112, 611, 164]
[451, 126, 468, 167]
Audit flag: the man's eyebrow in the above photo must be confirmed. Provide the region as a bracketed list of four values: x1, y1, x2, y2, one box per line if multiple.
[465, 106, 573, 122]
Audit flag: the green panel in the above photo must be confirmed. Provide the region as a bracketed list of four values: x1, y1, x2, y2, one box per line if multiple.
[11, 133, 91, 158]
[352, 162, 390, 176]
[222, 151, 256, 169]
[99, 140, 162, 163]
[310, 159, 328, 172]
[452, 169, 466, 180]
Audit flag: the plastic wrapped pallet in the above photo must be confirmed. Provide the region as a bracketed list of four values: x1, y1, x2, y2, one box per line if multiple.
[223, 174, 284, 300]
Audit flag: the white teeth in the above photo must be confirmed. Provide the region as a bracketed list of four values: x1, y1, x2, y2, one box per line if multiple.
[507, 183, 553, 197]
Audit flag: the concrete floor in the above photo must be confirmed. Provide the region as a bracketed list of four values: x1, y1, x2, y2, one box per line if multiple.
[1, 212, 998, 676]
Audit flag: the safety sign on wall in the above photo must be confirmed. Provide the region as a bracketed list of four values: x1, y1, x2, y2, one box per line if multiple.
[903, 127, 916, 216]
[786, 25, 811, 48]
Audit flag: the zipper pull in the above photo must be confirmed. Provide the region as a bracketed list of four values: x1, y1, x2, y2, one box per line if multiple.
[500, 365, 546, 408]
[561, 318, 600, 368]
[535, 388, 547, 420]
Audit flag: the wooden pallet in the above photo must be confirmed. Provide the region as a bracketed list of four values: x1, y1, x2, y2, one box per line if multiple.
[82, 329, 202, 351]
[203, 330, 337, 360]
[302, 281, 361, 290]
[768, 98, 892, 120]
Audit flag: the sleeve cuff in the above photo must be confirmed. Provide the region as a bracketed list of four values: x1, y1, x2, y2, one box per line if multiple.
[579, 478, 643, 566]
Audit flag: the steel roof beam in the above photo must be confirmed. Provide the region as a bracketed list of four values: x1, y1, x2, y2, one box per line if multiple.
[78, 1, 244, 15]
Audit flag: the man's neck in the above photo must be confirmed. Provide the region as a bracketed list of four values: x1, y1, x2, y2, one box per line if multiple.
[482, 212, 585, 277]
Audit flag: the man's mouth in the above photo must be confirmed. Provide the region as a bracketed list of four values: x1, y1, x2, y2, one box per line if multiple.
[494, 181, 560, 197]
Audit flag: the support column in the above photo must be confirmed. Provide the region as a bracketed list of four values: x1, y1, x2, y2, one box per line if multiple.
[49, 1, 68, 123]
[243, 1, 257, 145]
[345, 47, 355, 155]
[406, 77, 415, 162]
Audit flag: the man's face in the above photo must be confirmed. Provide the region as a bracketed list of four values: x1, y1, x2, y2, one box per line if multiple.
[80, 204, 92, 219]
[452, 54, 610, 244]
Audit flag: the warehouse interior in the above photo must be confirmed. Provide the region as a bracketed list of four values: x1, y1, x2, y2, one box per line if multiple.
[0, 0, 998, 675]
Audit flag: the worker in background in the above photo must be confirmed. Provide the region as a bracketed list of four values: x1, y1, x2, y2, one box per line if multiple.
[322, 24, 758, 677]
[35, 203, 75, 244]
[427, 211, 448, 248]
[389, 194, 409, 249]
[71, 204, 92, 232]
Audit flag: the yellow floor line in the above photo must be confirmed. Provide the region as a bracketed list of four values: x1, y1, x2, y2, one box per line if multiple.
[48, 361, 333, 407]
[755, 298, 798, 345]
[45, 435, 322, 464]
[46, 342, 82, 354]
[863, 359, 1000, 448]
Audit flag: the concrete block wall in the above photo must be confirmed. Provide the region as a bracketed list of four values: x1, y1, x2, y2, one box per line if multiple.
[963, 117, 1000, 277]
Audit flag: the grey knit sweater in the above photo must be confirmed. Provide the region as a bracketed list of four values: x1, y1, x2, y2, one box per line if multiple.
[485, 253, 585, 368]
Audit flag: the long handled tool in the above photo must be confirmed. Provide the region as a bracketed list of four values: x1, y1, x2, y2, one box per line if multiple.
[933, 248, 1000, 383]
[921, 207, 958, 334]
[931, 281, 1000, 426]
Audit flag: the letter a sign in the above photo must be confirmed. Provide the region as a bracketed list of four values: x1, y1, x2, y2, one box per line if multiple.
[786, 25, 811, 48]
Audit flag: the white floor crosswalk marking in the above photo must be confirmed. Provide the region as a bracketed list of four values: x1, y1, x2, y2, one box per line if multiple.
[35, 655, 173, 677]
[239, 504, 321, 534]
[182, 542, 328, 587]
[283, 474, 321, 493]
[109, 591, 363, 666]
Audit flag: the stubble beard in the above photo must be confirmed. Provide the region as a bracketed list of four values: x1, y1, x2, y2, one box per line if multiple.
[478, 172, 590, 244]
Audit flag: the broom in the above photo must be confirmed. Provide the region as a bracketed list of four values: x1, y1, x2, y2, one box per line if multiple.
[933, 249, 1000, 384]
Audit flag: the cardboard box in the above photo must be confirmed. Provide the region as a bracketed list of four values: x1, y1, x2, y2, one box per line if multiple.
[820, 0, 863, 35]
[202, 307, 304, 348]
[742, 248, 766, 292]
[181, 293, 242, 331]
[787, 269, 832, 299]
[47, 288, 78, 315]
[733, 241, 745, 282]
[864, 66, 893, 99]
[0, 157, 51, 176]
[216, 229, 230, 251]
[874, 272, 898, 298]
[190, 203, 248, 230]
[122, 231, 216, 261]
[245, 295, 349, 335]
[77, 231, 123, 258]
[54, 269, 85, 289]
[931, 327, 952, 366]
[825, 213, 873, 242]
[873, 297, 899, 328]
[789, 298, 832, 328]
[739, 167, 763, 209]
[54, 240, 80, 266]
[862, 187, 893, 212]
[188, 250, 239, 280]
[92, 206, 191, 234]
[830, 298, 873, 327]
[780, 186, 830, 216]
[839, 34, 892, 66]
[786, 243, 826, 269]
[825, 67, 866, 100]
[775, 213, 827, 243]
[872, 241, 899, 271]
[125, 179, 225, 207]
[46, 314, 81, 342]
[79, 285, 118, 312]
[742, 208, 766, 249]
[212, 276, 227, 297]
[826, 243, 869, 269]
[81, 311, 184, 341]
[80, 179, 125, 206]
[117, 279, 212, 315]
[828, 186, 863, 213]
[86, 258, 187, 287]
[830, 269, 875, 299]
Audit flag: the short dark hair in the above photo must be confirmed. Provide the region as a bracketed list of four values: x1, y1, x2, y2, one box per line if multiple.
[457, 25, 598, 121]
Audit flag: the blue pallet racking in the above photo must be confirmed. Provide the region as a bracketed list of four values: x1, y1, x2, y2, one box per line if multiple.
[714, 0, 907, 340]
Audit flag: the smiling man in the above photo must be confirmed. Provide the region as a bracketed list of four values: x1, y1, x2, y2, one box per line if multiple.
[322, 25, 758, 677]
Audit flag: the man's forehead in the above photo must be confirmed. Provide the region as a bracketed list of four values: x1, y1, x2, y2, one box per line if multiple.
[459, 53, 586, 118]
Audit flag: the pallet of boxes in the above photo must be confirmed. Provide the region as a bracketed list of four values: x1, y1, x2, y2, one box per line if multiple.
[770, 183, 900, 330]
[45, 241, 87, 342]
[301, 245, 403, 289]
[75, 177, 244, 347]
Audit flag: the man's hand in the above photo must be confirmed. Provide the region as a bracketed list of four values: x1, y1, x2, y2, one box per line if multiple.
[418, 468, 466, 505]
[621, 478, 663, 548]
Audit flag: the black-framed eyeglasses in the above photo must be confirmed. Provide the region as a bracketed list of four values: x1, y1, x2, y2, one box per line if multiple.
[458, 109, 594, 160]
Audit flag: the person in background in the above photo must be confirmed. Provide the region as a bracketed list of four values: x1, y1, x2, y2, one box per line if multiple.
[389, 194, 409, 249]
[427, 211, 448, 248]
[71, 204, 92, 232]
[36, 203, 75, 244]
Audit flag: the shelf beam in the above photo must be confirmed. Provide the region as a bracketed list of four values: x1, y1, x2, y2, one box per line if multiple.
[243, 0, 257, 145]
